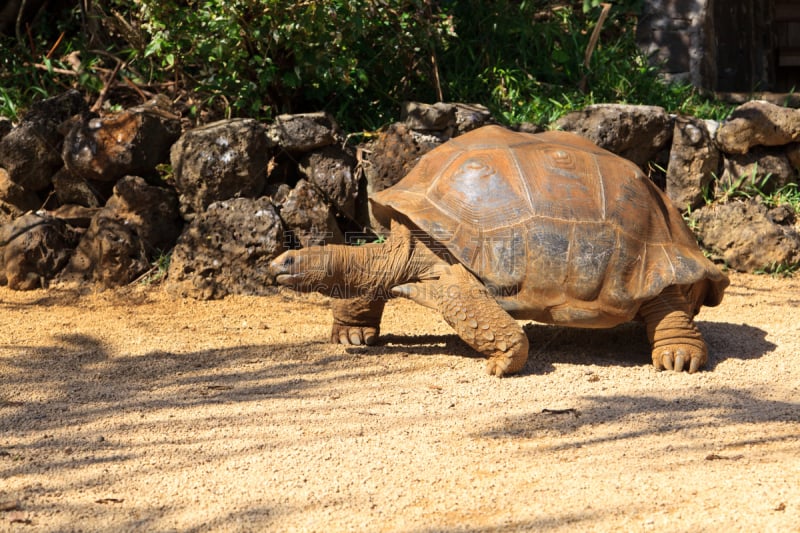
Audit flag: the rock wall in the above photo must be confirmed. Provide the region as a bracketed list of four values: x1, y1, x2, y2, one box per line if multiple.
[0, 94, 798, 296]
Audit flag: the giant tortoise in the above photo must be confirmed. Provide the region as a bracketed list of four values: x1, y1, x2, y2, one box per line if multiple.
[271, 125, 728, 376]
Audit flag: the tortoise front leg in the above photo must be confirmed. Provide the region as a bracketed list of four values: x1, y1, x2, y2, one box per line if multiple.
[638, 285, 708, 373]
[330, 297, 386, 346]
[435, 264, 529, 376]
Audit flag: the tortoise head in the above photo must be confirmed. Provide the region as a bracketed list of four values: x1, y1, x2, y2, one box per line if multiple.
[270, 247, 336, 293]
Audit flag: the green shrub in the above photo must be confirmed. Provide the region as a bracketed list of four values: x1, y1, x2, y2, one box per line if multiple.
[437, 1, 732, 125]
[132, 0, 453, 127]
[0, 0, 733, 130]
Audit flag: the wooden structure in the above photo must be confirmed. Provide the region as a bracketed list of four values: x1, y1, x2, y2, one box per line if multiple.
[638, 0, 799, 93]
[775, 0, 800, 90]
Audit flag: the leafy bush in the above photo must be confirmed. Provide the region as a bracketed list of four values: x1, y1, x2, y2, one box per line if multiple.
[134, 0, 451, 126]
[0, 0, 732, 129]
[437, 1, 731, 124]
[0, 0, 89, 120]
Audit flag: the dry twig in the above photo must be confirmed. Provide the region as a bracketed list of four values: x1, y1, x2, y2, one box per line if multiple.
[579, 2, 612, 93]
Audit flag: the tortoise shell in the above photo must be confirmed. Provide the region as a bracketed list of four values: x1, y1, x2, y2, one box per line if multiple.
[370, 125, 728, 327]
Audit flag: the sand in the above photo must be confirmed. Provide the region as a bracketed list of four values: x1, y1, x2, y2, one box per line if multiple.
[1, 271, 798, 532]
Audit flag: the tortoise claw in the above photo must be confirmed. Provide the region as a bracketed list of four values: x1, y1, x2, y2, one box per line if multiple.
[486, 356, 512, 377]
[652, 345, 706, 373]
[674, 351, 687, 372]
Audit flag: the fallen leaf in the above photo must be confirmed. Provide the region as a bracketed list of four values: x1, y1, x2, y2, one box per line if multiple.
[541, 408, 579, 416]
[0, 500, 20, 512]
[95, 498, 124, 504]
[705, 453, 744, 461]
[8, 511, 31, 524]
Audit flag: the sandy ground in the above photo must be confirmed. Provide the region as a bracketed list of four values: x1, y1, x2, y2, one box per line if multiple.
[0, 271, 798, 532]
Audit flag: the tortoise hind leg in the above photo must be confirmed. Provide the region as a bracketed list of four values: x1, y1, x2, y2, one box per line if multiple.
[428, 263, 529, 376]
[638, 285, 708, 373]
[330, 297, 386, 346]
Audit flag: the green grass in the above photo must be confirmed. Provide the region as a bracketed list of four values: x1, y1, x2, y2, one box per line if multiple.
[764, 182, 800, 212]
[754, 261, 800, 278]
[715, 164, 800, 212]
[136, 250, 171, 285]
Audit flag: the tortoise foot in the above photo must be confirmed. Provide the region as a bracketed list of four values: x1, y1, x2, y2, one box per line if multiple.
[640, 286, 709, 375]
[485, 347, 528, 377]
[330, 297, 385, 346]
[331, 323, 379, 346]
[652, 344, 707, 373]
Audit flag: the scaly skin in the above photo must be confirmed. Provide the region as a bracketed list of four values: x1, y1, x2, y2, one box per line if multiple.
[638, 285, 708, 373]
[434, 264, 529, 376]
[272, 221, 422, 297]
[271, 221, 704, 376]
[272, 220, 441, 346]
[271, 221, 530, 375]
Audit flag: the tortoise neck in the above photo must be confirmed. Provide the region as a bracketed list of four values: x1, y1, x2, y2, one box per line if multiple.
[327, 223, 442, 298]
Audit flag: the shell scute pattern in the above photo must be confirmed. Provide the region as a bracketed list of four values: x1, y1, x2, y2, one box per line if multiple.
[370, 125, 728, 327]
